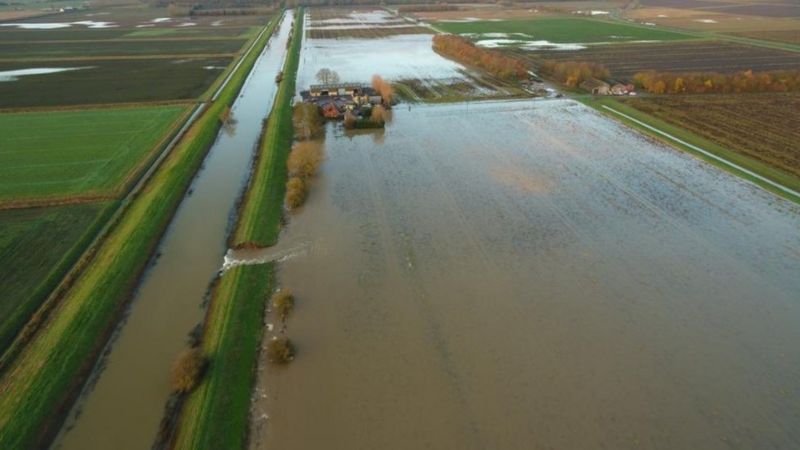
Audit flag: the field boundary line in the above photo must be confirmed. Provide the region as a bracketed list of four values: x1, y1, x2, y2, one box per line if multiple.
[601, 104, 800, 201]
[0, 99, 197, 115]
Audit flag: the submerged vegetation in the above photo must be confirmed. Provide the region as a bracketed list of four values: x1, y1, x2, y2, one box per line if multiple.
[267, 336, 295, 364]
[272, 289, 295, 322]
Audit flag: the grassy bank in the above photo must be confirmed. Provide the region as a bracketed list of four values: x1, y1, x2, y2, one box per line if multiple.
[172, 9, 304, 450]
[173, 263, 274, 449]
[233, 7, 304, 248]
[581, 96, 800, 204]
[0, 16, 281, 450]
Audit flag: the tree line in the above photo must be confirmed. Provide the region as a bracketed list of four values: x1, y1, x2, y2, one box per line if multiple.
[633, 69, 800, 94]
[538, 60, 609, 87]
[432, 34, 527, 81]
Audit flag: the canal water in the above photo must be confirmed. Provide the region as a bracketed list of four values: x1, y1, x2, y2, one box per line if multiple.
[51, 11, 294, 450]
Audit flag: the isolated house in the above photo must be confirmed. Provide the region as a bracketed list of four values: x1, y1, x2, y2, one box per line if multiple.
[581, 78, 610, 95]
[610, 84, 628, 95]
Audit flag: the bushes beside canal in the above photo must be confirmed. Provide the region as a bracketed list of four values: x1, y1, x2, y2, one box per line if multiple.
[0, 15, 281, 450]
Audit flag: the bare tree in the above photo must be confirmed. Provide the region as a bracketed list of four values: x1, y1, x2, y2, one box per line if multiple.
[316, 68, 340, 85]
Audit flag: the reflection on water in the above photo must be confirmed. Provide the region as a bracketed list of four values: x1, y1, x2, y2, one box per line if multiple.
[50, 12, 295, 450]
[252, 100, 800, 450]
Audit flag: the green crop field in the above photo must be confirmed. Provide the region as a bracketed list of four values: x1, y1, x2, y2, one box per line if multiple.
[0, 202, 111, 356]
[434, 17, 693, 43]
[0, 57, 233, 107]
[0, 105, 187, 205]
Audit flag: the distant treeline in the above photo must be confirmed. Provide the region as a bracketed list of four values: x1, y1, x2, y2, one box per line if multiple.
[633, 70, 800, 94]
[190, 7, 275, 15]
[433, 34, 527, 81]
[539, 60, 609, 87]
[397, 4, 458, 12]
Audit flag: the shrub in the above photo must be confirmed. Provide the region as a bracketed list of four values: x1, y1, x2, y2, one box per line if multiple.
[285, 176, 307, 210]
[370, 104, 388, 124]
[372, 75, 395, 105]
[170, 348, 207, 393]
[287, 141, 323, 178]
[267, 336, 295, 364]
[272, 289, 294, 321]
[343, 110, 358, 129]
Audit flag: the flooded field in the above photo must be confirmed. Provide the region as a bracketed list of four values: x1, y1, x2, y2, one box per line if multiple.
[298, 9, 522, 103]
[252, 99, 800, 450]
[49, 13, 294, 450]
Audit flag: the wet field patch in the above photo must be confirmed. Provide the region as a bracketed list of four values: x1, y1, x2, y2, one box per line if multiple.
[0, 57, 233, 107]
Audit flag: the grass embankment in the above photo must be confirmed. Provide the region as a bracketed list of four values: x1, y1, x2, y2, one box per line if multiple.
[233, 8, 303, 248]
[0, 16, 281, 450]
[172, 9, 304, 450]
[580, 96, 800, 204]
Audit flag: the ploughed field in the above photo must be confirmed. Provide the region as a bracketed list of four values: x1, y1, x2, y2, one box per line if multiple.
[622, 93, 800, 179]
[0, 38, 246, 59]
[511, 40, 800, 80]
[255, 100, 800, 450]
[729, 29, 800, 46]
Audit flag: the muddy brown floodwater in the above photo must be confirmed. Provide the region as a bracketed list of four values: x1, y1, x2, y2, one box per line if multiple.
[251, 99, 800, 450]
[50, 12, 294, 450]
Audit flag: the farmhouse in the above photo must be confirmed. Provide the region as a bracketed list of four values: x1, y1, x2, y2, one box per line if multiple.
[300, 82, 384, 120]
[581, 78, 610, 95]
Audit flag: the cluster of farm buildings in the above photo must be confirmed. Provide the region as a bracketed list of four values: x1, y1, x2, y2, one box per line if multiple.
[581, 78, 637, 96]
[300, 83, 384, 119]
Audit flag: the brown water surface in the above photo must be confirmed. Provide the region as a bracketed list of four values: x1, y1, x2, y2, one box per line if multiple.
[252, 99, 800, 450]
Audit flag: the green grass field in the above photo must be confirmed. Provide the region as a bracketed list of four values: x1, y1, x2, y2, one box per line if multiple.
[174, 10, 303, 450]
[434, 17, 693, 43]
[0, 106, 187, 206]
[0, 16, 277, 450]
[0, 202, 112, 356]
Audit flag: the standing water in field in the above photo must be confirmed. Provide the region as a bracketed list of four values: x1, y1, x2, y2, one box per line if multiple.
[50, 12, 294, 450]
[250, 11, 800, 449]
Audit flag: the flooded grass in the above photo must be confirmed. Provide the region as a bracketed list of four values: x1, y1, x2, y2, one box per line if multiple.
[253, 99, 800, 450]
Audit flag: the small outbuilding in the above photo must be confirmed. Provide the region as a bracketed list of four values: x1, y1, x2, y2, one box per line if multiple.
[581, 78, 610, 95]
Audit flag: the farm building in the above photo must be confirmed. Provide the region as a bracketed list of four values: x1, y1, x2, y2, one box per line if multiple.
[581, 78, 610, 95]
[301, 82, 384, 120]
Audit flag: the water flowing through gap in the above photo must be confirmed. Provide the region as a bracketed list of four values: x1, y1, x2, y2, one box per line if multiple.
[50, 12, 295, 450]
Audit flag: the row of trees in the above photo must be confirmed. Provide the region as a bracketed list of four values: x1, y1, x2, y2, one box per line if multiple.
[539, 60, 609, 87]
[633, 69, 800, 94]
[432, 34, 527, 81]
